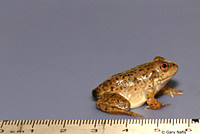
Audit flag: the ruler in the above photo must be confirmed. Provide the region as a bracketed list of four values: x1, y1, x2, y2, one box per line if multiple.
[0, 119, 199, 134]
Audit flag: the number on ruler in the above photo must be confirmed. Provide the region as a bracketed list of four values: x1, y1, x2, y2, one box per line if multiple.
[91, 129, 98, 132]
[60, 129, 67, 133]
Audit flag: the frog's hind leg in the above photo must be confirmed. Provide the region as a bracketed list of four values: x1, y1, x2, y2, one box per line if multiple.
[96, 93, 146, 118]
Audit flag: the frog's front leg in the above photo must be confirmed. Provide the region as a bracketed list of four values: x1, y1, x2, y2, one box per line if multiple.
[96, 93, 146, 118]
[145, 89, 170, 110]
[157, 85, 184, 98]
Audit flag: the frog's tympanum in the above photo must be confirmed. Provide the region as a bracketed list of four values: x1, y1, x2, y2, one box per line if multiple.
[92, 56, 183, 117]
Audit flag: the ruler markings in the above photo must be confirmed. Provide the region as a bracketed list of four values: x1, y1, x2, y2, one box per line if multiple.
[66, 119, 69, 125]
[26, 120, 32, 125]
[55, 120, 58, 125]
[57, 120, 60, 125]
[0, 121, 4, 128]
[71, 119, 73, 125]
[59, 120, 62, 125]
[7, 121, 10, 126]
[103, 119, 106, 125]
[99, 119, 102, 124]
[75, 119, 78, 125]
[25, 120, 29, 125]
[100, 119, 103, 124]
[62, 120, 66, 128]
[31, 120, 34, 128]
[0, 119, 199, 134]
[94, 120, 97, 128]
[125, 119, 128, 128]
[46, 120, 49, 125]
[61, 120, 64, 125]
[110, 119, 113, 126]
[112, 119, 115, 125]
[91, 119, 93, 125]
[47, 120, 51, 126]
[71, 120, 74, 125]
[38, 120, 41, 125]
[120, 120, 122, 124]
[16, 120, 20, 126]
[82, 119, 85, 125]
[13, 120, 16, 125]
[51, 120, 54, 125]
[23, 120, 26, 125]
[39, 120, 44, 125]
[156, 119, 159, 127]
[188, 119, 190, 127]
[114, 119, 118, 124]
[78, 120, 81, 126]
[52, 120, 55, 125]
[7, 120, 12, 125]
[172, 119, 174, 125]
[35, 120, 38, 125]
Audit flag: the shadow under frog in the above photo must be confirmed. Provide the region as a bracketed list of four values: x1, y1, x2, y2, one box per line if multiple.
[167, 79, 179, 89]
[92, 56, 184, 118]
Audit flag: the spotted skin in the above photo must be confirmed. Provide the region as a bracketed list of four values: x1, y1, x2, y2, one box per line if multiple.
[92, 56, 183, 117]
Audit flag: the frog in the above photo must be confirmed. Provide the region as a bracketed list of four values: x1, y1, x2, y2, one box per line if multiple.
[92, 56, 183, 118]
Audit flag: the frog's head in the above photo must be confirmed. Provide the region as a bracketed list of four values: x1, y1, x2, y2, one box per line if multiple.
[152, 56, 178, 90]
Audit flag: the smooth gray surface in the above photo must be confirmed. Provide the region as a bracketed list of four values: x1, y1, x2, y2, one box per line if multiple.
[0, 0, 200, 120]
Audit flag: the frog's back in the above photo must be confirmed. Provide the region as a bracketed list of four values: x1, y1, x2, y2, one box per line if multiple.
[92, 62, 154, 99]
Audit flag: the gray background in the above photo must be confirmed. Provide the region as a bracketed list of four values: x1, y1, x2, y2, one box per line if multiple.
[0, 0, 200, 120]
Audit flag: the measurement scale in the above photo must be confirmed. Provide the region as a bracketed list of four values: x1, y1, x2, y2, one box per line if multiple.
[0, 119, 199, 134]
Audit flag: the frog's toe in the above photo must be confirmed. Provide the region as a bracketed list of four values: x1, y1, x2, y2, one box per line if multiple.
[144, 106, 150, 111]
[176, 90, 184, 95]
[170, 90, 184, 97]
[127, 110, 146, 118]
[160, 101, 171, 107]
[169, 92, 174, 98]
[144, 102, 170, 110]
[162, 103, 171, 108]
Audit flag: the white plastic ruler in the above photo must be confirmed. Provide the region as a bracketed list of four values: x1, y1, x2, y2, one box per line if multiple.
[0, 119, 199, 134]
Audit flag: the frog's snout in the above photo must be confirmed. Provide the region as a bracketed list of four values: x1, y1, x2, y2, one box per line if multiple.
[173, 63, 178, 69]
[172, 63, 178, 68]
[171, 62, 178, 74]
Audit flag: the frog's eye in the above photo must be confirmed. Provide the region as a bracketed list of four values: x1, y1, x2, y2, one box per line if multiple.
[160, 62, 169, 72]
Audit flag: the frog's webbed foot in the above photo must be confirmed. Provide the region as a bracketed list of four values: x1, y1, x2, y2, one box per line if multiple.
[145, 101, 170, 111]
[146, 89, 171, 110]
[96, 93, 146, 118]
[157, 85, 184, 98]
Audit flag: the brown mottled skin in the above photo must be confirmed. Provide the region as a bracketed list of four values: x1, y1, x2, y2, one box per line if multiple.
[92, 56, 183, 118]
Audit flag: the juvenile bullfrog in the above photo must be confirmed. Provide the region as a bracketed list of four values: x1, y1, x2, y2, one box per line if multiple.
[92, 56, 183, 117]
